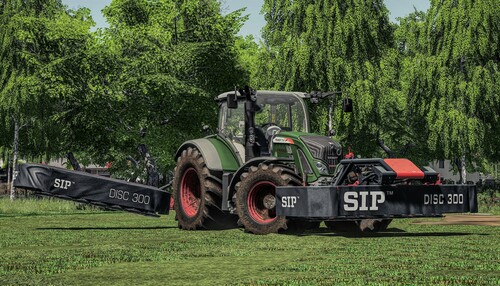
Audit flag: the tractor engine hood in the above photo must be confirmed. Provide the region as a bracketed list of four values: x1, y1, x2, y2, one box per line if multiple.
[271, 132, 343, 176]
[300, 135, 343, 173]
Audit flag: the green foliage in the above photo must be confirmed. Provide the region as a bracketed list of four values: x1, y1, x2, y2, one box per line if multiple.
[51, 0, 248, 173]
[397, 0, 500, 167]
[1, 0, 498, 177]
[259, 0, 395, 156]
[0, 208, 498, 285]
[235, 35, 260, 87]
[0, 0, 248, 175]
[0, 0, 94, 162]
[254, 0, 499, 170]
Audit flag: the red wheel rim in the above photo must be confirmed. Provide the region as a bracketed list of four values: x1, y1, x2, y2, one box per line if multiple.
[247, 181, 278, 224]
[180, 168, 201, 218]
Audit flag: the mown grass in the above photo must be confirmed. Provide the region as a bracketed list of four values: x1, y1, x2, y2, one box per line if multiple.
[0, 198, 499, 285]
[0, 196, 101, 217]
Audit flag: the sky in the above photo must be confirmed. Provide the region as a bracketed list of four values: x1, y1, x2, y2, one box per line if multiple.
[62, 0, 431, 39]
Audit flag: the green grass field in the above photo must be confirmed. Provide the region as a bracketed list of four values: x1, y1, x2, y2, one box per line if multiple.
[1, 198, 499, 286]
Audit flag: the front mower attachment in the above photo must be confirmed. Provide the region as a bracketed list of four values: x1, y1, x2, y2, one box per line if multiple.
[276, 184, 477, 219]
[14, 164, 170, 217]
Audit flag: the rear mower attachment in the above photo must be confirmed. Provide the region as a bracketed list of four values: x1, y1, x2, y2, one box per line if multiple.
[14, 164, 170, 217]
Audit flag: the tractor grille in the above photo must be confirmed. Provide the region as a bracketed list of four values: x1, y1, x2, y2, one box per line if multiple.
[301, 136, 342, 173]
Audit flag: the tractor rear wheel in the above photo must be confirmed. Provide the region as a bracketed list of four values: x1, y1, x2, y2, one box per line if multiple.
[173, 147, 237, 230]
[234, 163, 303, 235]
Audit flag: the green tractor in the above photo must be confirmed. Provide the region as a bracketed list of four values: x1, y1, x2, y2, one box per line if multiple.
[172, 88, 339, 234]
[14, 87, 477, 235]
[171, 87, 477, 234]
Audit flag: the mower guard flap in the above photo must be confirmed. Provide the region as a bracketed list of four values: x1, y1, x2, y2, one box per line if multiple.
[14, 164, 170, 216]
[276, 184, 477, 219]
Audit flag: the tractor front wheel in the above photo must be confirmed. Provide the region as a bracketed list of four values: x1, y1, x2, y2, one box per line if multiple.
[234, 163, 302, 235]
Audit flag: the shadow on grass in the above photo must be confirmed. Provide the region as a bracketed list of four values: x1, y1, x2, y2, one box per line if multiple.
[37, 226, 176, 231]
[0, 212, 114, 218]
[295, 227, 490, 238]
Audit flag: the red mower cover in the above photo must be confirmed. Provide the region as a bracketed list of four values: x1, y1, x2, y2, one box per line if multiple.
[384, 158, 425, 179]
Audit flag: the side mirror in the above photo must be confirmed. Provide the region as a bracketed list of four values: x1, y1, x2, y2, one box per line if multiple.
[202, 125, 212, 135]
[227, 93, 238, 109]
[342, 98, 353, 113]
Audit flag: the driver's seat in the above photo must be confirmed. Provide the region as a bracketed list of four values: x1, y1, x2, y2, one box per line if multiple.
[255, 128, 270, 157]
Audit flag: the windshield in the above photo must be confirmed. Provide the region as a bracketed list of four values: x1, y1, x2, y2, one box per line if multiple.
[255, 93, 308, 132]
[219, 92, 309, 139]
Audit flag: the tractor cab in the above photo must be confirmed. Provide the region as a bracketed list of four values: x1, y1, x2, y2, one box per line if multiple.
[217, 91, 310, 162]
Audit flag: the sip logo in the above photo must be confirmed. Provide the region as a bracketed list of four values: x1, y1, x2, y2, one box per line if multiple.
[54, 178, 74, 190]
[343, 191, 385, 211]
[281, 196, 298, 208]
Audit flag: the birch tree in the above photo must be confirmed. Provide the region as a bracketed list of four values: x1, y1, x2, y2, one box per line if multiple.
[0, 0, 93, 198]
[399, 0, 500, 182]
[259, 0, 394, 156]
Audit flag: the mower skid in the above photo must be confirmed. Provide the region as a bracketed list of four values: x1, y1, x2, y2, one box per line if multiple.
[14, 164, 170, 216]
[276, 184, 477, 219]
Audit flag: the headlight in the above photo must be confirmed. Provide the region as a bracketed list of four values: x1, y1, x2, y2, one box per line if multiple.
[315, 161, 329, 175]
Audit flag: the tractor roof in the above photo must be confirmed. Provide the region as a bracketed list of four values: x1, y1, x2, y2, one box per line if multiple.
[216, 90, 309, 102]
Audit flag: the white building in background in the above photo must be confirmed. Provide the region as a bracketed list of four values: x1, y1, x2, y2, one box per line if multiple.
[0, 157, 490, 184]
[0, 158, 109, 176]
[44, 159, 110, 176]
[429, 160, 482, 183]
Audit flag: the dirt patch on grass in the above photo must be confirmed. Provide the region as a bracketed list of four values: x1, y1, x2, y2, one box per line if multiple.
[413, 214, 500, 226]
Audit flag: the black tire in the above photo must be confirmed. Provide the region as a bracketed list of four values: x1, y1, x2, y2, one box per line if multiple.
[325, 219, 392, 233]
[358, 219, 392, 232]
[325, 221, 360, 232]
[286, 220, 321, 234]
[234, 163, 303, 235]
[172, 147, 237, 230]
[331, 173, 392, 233]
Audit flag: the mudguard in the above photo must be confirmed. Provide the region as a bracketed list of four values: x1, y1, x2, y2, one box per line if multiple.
[14, 164, 170, 216]
[222, 157, 294, 211]
[175, 137, 240, 172]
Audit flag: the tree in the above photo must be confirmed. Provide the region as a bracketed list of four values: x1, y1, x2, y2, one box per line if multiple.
[398, 0, 500, 182]
[371, 10, 433, 166]
[234, 35, 259, 86]
[54, 0, 248, 177]
[258, 0, 394, 156]
[0, 0, 93, 198]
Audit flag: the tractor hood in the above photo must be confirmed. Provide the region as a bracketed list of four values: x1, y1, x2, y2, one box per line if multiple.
[272, 132, 343, 178]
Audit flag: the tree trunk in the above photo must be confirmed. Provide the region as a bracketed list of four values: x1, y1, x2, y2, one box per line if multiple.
[138, 144, 159, 187]
[6, 155, 11, 195]
[10, 119, 19, 200]
[376, 131, 395, 158]
[327, 99, 333, 135]
[453, 158, 463, 184]
[461, 154, 467, 184]
[66, 152, 81, 171]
